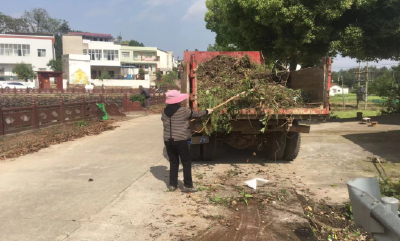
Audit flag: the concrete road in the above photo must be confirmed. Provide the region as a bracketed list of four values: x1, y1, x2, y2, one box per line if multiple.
[0, 115, 197, 241]
[1, 114, 399, 241]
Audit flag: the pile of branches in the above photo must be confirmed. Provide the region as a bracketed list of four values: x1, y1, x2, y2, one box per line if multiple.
[196, 55, 303, 134]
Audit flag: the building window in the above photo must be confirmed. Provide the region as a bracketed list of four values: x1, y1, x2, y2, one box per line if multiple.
[103, 50, 119, 61]
[157, 56, 160, 61]
[0, 44, 30, 56]
[89, 49, 102, 60]
[108, 71, 115, 77]
[83, 49, 88, 55]
[122, 52, 130, 58]
[143, 52, 156, 61]
[0, 68, 4, 76]
[38, 49, 46, 57]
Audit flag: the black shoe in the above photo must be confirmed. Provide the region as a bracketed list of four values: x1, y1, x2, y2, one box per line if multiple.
[168, 186, 177, 192]
[182, 186, 198, 193]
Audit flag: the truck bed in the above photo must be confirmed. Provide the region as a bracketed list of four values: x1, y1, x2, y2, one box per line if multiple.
[181, 52, 331, 120]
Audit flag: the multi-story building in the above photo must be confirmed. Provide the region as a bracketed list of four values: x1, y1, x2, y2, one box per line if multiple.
[0, 33, 55, 81]
[62, 31, 176, 87]
[63, 32, 120, 81]
[157, 49, 175, 73]
[120, 45, 158, 76]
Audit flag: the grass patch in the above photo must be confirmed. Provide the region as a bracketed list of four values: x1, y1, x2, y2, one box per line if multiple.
[380, 177, 400, 200]
[330, 93, 384, 104]
[331, 110, 380, 119]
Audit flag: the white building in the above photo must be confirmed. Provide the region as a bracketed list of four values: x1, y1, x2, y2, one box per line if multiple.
[157, 49, 175, 73]
[0, 33, 55, 81]
[63, 32, 175, 88]
[330, 85, 349, 96]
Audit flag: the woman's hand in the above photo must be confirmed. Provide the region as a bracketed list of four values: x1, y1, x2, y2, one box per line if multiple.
[207, 109, 213, 114]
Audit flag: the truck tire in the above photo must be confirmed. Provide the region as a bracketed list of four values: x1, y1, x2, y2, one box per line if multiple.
[264, 131, 287, 161]
[202, 135, 216, 161]
[190, 144, 201, 161]
[283, 120, 301, 161]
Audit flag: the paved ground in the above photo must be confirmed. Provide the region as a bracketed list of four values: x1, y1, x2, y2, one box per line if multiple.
[0, 114, 399, 241]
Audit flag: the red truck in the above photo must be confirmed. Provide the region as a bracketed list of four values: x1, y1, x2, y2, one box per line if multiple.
[181, 51, 331, 161]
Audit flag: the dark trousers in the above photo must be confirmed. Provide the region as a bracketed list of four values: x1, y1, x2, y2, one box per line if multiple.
[145, 97, 150, 109]
[164, 140, 192, 188]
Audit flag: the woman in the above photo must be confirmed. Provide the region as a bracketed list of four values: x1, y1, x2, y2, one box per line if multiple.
[162, 90, 213, 192]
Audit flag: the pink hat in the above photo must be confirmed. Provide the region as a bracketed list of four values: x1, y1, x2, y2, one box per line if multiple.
[166, 90, 188, 104]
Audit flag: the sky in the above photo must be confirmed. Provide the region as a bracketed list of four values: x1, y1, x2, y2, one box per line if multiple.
[2, 0, 399, 71]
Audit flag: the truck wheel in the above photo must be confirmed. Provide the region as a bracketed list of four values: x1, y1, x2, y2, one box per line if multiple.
[202, 135, 216, 161]
[264, 131, 286, 161]
[190, 144, 201, 161]
[283, 121, 301, 161]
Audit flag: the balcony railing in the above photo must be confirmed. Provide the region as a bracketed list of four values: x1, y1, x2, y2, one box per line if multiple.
[0, 75, 20, 81]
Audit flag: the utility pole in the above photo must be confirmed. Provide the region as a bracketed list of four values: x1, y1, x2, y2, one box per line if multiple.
[357, 62, 361, 109]
[365, 62, 369, 110]
[341, 76, 345, 108]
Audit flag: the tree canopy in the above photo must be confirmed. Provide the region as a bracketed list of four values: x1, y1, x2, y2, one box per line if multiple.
[205, 0, 400, 69]
[12, 63, 36, 81]
[47, 59, 62, 71]
[128, 40, 145, 47]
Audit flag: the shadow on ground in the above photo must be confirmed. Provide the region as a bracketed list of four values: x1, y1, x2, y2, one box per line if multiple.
[343, 130, 400, 163]
[194, 143, 292, 166]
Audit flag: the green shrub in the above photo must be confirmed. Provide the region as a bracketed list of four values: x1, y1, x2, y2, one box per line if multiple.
[139, 68, 146, 75]
[380, 176, 400, 201]
[157, 71, 178, 87]
[99, 73, 112, 81]
[156, 71, 163, 80]
[130, 94, 145, 105]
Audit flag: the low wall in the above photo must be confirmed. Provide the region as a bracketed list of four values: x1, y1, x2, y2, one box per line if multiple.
[90, 79, 150, 88]
[0, 94, 125, 108]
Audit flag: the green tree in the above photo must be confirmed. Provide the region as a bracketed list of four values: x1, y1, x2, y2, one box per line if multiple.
[47, 59, 62, 71]
[207, 43, 237, 52]
[22, 8, 55, 33]
[157, 71, 178, 87]
[205, 0, 400, 70]
[12, 63, 36, 81]
[128, 40, 144, 47]
[0, 12, 28, 33]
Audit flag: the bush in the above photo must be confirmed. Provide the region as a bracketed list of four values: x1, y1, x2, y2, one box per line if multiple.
[380, 176, 400, 202]
[157, 71, 178, 87]
[99, 73, 112, 81]
[139, 68, 146, 75]
[12, 62, 36, 81]
[156, 71, 163, 80]
[130, 94, 145, 106]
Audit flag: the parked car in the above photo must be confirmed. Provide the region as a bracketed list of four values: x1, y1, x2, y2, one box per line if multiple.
[0, 82, 33, 91]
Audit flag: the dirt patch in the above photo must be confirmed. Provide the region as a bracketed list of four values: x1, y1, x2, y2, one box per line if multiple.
[186, 162, 372, 241]
[0, 120, 116, 161]
[149, 103, 166, 114]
